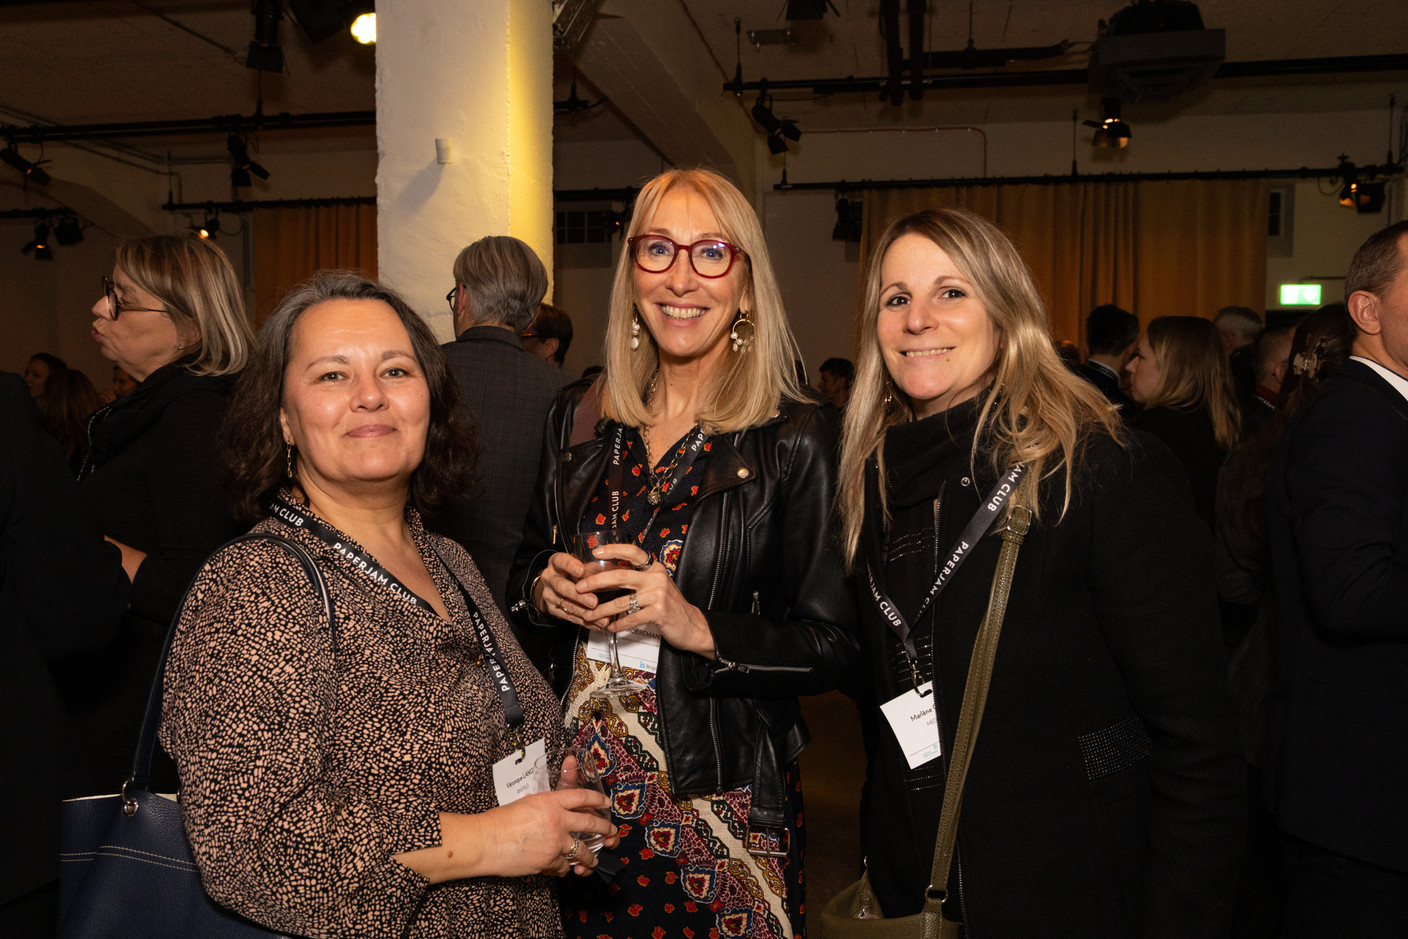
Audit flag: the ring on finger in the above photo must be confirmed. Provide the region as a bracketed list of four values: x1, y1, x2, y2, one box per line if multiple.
[562, 837, 581, 862]
[634, 560, 651, 572]
[627, 594, 641, 615]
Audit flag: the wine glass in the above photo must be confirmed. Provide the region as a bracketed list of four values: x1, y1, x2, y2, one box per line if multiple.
[534, 744, 609, 853]
[574, 522, 648, 697]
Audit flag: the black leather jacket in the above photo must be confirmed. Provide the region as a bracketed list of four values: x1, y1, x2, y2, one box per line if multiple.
[507, 382, 859, 828]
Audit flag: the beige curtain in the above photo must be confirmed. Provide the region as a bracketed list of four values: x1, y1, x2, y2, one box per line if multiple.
[861, 178, 1269, 346]
[252, 204, 377, 326]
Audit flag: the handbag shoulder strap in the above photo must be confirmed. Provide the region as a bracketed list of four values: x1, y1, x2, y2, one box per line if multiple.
[125, 531, 336, 799]
[920, 503, 1031, 917]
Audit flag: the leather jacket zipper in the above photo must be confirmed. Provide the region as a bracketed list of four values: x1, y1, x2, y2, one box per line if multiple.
[704, 488, 732, 791]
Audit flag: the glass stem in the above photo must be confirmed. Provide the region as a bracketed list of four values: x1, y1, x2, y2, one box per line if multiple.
[607, 631, 625, 679]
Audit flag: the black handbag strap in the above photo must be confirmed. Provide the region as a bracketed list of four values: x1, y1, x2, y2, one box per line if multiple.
[124, 532, 335, 803]
[920, 504, 1030, 918]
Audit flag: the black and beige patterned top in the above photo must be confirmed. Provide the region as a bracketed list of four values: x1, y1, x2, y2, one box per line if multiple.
[160, 507, 565, 938]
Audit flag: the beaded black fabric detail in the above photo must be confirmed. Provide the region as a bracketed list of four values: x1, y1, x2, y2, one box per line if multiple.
[1078, 716, 1152, 780]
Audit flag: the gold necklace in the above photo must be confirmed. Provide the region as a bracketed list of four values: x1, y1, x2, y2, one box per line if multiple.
[639, 424, 697, 506]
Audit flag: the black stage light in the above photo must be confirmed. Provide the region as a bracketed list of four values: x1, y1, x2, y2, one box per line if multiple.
[752, 100, 782, 135]
[247, 0, 285, 73]
[766, 132, 789, 155]
[22, 222, 53, 260]
[228, 134, 270, 187]
[1, 145, 52, 185]
[54, 216, 84, 245]
[289, 0, 349, 44]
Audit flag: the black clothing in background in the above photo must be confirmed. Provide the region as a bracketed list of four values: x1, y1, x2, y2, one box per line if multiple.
[432, 326, 567, 657]
[1130, 404, 1225, 530]
[0, 373, 128, 929]
[57, 360, 243, 790]
[1077, 359, 1135, 415]
[859, 401, 1243, 938]
[1266, 360, 1408, 876]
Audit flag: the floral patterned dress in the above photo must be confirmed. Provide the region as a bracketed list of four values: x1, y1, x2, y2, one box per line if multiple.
[558, 428, 806, 939]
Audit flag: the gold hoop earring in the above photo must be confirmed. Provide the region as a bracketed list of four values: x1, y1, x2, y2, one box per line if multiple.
[631, 312, 642, 351]
[729, 310, 755, 353]
[285, 443, 296, 480]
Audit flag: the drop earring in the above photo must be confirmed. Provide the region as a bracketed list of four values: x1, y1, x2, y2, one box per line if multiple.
[729, 310, 755, 353]
[631, 313, 642, 351]
[285, 443, 296, 480]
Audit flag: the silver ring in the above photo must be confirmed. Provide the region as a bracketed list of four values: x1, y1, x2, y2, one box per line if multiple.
[627, 594, 641, 615]
[634, 560, 652, 572]
[562, 837, 580, 862]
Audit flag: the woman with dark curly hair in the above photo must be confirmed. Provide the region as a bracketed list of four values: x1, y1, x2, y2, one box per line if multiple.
[159, 271, 616, 937]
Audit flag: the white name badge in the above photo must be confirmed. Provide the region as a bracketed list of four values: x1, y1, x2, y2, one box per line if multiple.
[586, 626, 662, 672]
[492, 737, 547, 806]
[880, 683, 943, 770]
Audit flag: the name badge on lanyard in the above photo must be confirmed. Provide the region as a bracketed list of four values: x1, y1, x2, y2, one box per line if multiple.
[866, 465, 1025, 768]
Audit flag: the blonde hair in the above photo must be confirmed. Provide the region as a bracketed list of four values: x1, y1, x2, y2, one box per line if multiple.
[601, 168, 803, 433]
[1141, 316, 1241, 451]
[115, 234, 253, 376]
[837, 208, 1123, 568]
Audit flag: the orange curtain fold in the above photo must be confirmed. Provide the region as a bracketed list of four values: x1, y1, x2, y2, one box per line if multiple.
[862, 178, 1268, 347]
[251, 204, 378, 326]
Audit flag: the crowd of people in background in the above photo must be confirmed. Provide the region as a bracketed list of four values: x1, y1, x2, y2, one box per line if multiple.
[5, 191, 1407, 938]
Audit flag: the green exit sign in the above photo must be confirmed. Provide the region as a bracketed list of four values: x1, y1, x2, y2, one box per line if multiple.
[1280, 284, 1322, 305]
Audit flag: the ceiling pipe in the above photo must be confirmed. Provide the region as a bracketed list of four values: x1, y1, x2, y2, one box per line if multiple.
[771, 162, 1405, 191]
[2, 110, 376, 144]
[723, 53, 1408, 96]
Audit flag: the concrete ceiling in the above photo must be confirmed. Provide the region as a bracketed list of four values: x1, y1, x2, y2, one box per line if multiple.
[0, 0, 1403, 163]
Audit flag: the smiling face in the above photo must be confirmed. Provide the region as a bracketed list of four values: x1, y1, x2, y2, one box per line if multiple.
[633, 186, 749, 373]
[278, 298, 430, 505]
[1124, 332, 1163, 405]
[876, 233, 999, 419]
[90, 267, 193, 381]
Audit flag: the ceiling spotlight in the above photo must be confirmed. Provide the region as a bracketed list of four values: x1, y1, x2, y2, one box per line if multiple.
[349, 7, 375, 44]
[246, 0, 285, 73]
[786, 0, 837, 19]
[752, 96, 782, 135]
[228, 134, 270, 188]
[54, 215, 84, 246]
[752, 92, 801, 154]
[196, 213, 221, 239]
[831, 196, 862, 242]
[22, 222, 53, 260]
[1335, 157, 1387, 213]
[1085, 98, 1132, 148]
[1, 145, 52, 186]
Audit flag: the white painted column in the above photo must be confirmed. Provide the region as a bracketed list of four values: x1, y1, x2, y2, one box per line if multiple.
[375, 0, 554, 339]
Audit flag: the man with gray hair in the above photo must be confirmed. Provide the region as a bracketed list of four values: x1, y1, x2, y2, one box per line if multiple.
[433, 236, 567, 656]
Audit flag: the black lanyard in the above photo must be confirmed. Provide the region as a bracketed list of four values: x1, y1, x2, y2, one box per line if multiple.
[268, 496, 526, 735]
[861, 464, 1026, 676]
[605, 424, 709, 530]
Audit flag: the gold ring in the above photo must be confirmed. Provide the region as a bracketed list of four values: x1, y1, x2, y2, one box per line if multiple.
[562, 837, 580, 862]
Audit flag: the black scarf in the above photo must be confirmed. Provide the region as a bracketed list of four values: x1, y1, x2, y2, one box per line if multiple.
[80, 358, 235, 479]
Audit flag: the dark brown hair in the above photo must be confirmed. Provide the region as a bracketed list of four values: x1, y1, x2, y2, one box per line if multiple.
[222, 271, 477, 523]
[1346, 220, 1408, 299]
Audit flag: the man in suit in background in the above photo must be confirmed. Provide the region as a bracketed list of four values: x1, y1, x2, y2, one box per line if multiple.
[1266, 219, 1408, 935]
[1077, 303, 1138, 414]
[434, 237, 568, 656]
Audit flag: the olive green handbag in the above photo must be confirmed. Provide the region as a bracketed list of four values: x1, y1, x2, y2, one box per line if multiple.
[820, 505, 1030, 939]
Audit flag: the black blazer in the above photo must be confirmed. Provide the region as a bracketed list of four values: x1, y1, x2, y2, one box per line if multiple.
[1266, 359, 1408, 872]
[433, 326, 567, 617]
[0, 373, 128, 906]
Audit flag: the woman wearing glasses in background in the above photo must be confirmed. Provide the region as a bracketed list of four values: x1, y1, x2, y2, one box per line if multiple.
[508, 167, 858, 939]
[58, 233, 253, 790]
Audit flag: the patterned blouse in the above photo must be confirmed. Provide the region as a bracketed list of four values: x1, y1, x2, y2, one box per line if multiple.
[160, 506, 565, 938]
[559, 428, 805, 939]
